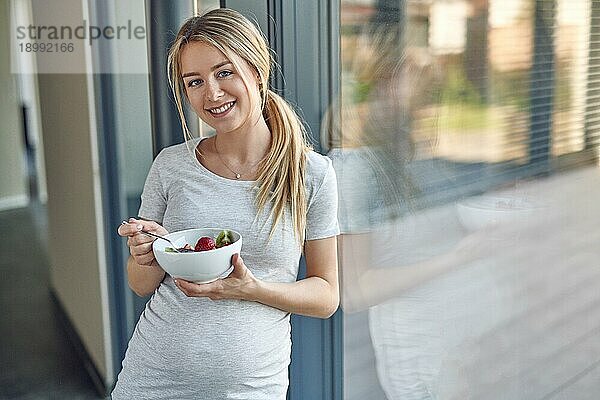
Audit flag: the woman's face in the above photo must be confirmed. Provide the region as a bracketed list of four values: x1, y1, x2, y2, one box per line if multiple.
[180, 41, 261, 134]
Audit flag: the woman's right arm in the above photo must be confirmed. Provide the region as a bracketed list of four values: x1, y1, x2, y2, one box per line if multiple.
[338, 228, 501, 313]
[118, 218, 167, 297]
[126, 256, 165, 297]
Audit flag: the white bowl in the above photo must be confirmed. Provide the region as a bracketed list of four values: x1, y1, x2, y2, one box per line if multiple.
[456, 195, 538, 232]
[153, 228, 242, 283]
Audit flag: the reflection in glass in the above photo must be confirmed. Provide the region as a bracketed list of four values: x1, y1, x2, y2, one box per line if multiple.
[333, 1, 600, 399]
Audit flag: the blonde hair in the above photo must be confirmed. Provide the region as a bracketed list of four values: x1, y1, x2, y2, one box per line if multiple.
[323, 22, 439, 218]
[167, 8, 311, 243]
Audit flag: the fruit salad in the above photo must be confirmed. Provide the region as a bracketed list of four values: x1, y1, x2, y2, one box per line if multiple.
[165, 230, 234, 253]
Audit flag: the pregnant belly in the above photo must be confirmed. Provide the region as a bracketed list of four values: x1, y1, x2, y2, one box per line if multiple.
[128, 294, 291, 385]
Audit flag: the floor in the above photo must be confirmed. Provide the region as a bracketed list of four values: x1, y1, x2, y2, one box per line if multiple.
[0, 202, 105, 399]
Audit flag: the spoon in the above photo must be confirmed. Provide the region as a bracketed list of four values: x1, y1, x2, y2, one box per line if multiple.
[121, 221, 193, 253]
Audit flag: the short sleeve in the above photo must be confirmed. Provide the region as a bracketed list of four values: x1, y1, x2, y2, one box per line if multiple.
[329, 148, 384, 234]
[138, 152, 167, 224]
[305, 159, 340, 241]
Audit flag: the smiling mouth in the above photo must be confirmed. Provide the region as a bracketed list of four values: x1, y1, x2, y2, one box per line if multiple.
[207, 101, 236, 116]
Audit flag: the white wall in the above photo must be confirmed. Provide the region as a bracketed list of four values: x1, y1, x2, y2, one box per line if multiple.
[30, 0, 111, 386]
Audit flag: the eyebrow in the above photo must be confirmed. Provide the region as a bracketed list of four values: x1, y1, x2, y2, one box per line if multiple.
[182, 61, 232, 78]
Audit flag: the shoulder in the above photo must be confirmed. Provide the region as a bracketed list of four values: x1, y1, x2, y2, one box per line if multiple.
[304, 150, 337, 205]
[151, 140, 198, 172]
[305, 150, 335, 187]
[155, 140, 198, 162]
[328, 147, 374, 174]
[144, 140, 198, 189]
[305, 149, 333, 169]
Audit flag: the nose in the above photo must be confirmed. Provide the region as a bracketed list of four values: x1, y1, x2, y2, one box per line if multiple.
[205, 79, 224, 102]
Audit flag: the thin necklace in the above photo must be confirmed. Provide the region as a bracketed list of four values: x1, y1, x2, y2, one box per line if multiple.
[213, 136, 264, 180]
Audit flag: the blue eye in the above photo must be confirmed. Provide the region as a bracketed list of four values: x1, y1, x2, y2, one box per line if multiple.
[187, 79, 203, 88]
[217, 70, 232, 78]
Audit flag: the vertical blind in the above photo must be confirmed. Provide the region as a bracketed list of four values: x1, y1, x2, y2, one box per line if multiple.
[339, 0, 599, 206]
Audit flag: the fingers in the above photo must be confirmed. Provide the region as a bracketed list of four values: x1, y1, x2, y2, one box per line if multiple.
[175, 279, 224, 300]
[130, 217, 168, 235]
[127, 233, 154, 248]
[118, 220, 143, 237]
[129, 241, 153, 256]
[118, 218, 167, 237]
[230, 253, 248, 278]
[174, 254, 254, 300]
[133, 251, 157, 266]
[118, 218, 167, 267]
[232, 253, 246, 269]
[127, 234, 155, 266]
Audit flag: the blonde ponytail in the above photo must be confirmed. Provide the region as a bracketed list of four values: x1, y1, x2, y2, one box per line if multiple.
[255, 90, 311, 244]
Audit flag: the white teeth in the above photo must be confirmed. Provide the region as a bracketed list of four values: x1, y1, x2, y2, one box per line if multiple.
[209, 101, 234, 114]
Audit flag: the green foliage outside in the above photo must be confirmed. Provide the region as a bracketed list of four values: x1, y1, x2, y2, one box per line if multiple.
[417, 64, 493, 131]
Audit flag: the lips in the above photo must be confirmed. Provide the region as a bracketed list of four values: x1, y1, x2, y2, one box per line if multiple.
[207, 101, 236, 117]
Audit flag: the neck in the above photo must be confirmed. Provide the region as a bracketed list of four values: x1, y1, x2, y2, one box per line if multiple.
[214, 115, 271, 164]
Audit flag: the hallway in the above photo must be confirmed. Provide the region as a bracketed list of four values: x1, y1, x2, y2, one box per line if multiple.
[0, 204, 104, 399]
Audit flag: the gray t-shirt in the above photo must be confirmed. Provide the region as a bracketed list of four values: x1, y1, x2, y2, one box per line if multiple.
[112, 139, 339, 400]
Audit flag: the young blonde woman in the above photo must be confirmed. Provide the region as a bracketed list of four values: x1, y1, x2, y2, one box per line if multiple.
[113, 8, 339, 399]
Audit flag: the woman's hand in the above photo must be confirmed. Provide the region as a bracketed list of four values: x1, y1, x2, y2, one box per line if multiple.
[117, 217, 169, 268]
[175, 254, 258, 301]
[176, 237, 338, 319]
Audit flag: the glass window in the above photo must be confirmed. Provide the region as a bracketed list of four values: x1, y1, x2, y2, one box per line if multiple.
[336, 1, 600, 399]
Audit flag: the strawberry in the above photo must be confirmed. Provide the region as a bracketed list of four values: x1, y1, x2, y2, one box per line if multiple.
[195, 236, 216, 252]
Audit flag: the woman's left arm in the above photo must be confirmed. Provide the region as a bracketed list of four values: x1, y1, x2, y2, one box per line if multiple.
[175, 236, 339, 319]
